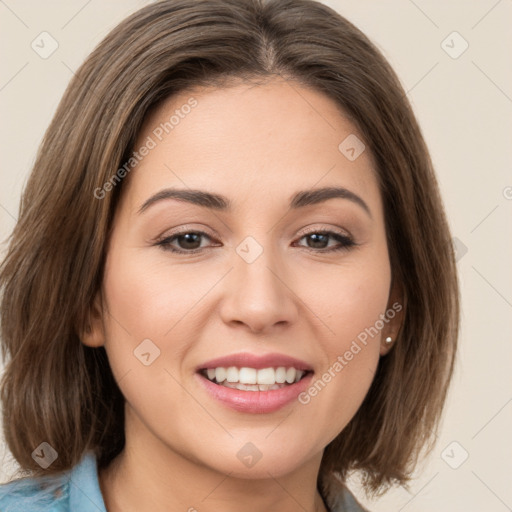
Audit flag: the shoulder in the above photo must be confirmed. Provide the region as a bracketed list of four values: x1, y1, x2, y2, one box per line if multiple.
[0, 450, 104, 512]
[320, 471, 370, 512]
[338, 486, 370, 512]
[0, 472, 69, 512]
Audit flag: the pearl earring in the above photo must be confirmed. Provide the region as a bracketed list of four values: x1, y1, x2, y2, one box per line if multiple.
[385, 336, 393, 344]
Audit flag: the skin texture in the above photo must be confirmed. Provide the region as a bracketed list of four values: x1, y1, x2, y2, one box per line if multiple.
[83, 78, 402, 512]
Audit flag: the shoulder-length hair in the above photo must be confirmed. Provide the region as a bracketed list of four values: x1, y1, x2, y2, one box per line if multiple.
[0, 0, 459, 496]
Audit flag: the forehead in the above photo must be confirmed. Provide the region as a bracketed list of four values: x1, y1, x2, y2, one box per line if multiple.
[121, 79, 380, 215]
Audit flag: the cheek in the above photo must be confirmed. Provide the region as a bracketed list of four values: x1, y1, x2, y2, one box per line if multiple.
[305, 253, 391, 349]
[99, 250, 209, 428]
[295, 255, 390, 439]
[100, 246, 231, 403]
[102, 247, 217, 339]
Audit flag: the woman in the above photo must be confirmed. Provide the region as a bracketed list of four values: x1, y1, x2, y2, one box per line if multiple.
[0, 0, 459, 511]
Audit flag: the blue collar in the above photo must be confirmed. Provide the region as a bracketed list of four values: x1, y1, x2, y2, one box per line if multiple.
[68, 451, 107, 512]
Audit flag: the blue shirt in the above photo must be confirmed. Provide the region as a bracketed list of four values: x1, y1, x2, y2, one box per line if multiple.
[0, 451, 106, 512]
[0, 450, 367, 511]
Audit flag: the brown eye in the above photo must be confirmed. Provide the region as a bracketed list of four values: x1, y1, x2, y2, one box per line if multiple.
[155, 229, 356, 255]
[156, 231, 214, 254]
[296, 231, 355, 252]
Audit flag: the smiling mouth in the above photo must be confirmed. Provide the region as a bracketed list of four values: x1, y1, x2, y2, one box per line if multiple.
[198, 366, 313, 392]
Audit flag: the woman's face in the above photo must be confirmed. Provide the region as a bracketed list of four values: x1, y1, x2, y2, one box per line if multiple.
[85, 79, 401, 478]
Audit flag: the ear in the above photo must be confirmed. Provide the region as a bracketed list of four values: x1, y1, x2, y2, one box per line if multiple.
[380, 278, 405, 356]
[80, 290, 106, 348]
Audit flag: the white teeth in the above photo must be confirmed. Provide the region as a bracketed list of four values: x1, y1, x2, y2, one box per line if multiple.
[203, 366, 309, 387]
[215, 367, 227, 383]
[275, 367, 287, 383]
[226, 366, 238, 383]
[257, 368, 275, 385]
[221, 381, 285, 392]
[239, 367, 257, 384]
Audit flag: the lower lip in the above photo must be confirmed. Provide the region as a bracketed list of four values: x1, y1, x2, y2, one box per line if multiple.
[195, 372, 314, 414]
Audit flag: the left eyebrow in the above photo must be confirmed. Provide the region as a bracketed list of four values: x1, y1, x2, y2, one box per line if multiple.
[289, 186, 372, 218]
[137, 186, 371, 218]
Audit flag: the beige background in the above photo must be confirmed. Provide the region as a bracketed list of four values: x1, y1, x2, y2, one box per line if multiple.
[0, 1, 511, 510]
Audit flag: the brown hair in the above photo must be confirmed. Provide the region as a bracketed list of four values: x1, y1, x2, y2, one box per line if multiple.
[0, 0, 459, 497]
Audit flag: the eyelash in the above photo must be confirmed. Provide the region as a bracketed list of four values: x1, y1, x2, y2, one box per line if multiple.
[154, 228, 357, 255]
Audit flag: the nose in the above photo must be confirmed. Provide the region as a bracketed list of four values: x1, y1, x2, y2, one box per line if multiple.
[219, 241, 299, 334]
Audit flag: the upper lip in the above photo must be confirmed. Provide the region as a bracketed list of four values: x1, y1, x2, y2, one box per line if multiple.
[197, 352, 314, 372]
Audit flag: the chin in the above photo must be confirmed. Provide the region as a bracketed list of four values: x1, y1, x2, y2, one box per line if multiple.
[214, 457, 305, 480]
[194, 439, 317, 480]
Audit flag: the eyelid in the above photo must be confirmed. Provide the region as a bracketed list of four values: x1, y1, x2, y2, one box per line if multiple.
[296, 224, 352, 238]
[154, 224, 217, 241]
